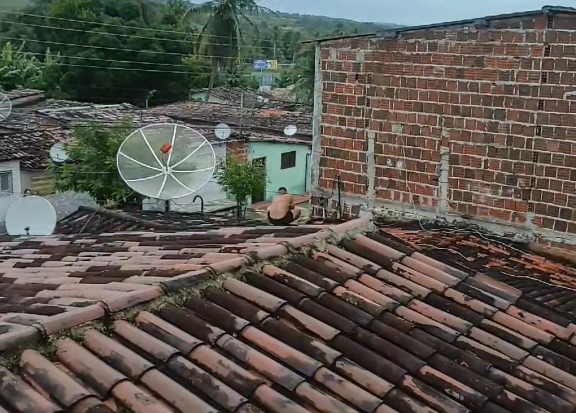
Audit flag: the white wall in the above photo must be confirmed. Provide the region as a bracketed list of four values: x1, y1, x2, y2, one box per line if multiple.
[143, 142, 229, 213]
[0, 160, 22, 224]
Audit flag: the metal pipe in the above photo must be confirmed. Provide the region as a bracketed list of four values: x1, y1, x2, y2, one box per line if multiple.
[193, 195, 204, 214]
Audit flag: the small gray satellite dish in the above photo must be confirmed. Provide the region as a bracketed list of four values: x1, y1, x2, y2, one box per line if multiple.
[214, 123, 231, 140]
[284, 124, 298, 136]
[49, 143, 70, 163]
[0, 92, 12, 122]
[6, 196, 57, 236]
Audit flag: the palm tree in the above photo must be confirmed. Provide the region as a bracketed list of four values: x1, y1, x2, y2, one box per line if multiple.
[183, 0, 271, 100]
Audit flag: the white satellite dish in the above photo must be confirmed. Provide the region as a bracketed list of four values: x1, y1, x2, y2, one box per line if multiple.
[0, 92, 12, 122]
[6, 196, 57, 236]
[49, 143, 71, 163]
[214, 123, 231, 140]
[117, 123, 216, 200]
[284, 124, 298, 136]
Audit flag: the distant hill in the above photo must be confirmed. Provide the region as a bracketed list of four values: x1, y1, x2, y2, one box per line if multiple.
[3, 0, 398, 39]
[250, 11, 400, 38]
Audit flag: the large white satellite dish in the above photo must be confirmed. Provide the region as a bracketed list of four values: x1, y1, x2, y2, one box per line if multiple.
[6, 196, 57, 236]
[284, 124, 298, 136]
[0, 92, 12, 122]
[117, 123, 216, 200]
[49, 143, 71, 163]
[214, 123, 231, 140]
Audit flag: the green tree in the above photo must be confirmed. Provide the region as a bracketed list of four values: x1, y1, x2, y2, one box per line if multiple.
[183, 0, 271, 99]
[290, 47, 315, 104]
[216, 156, 264, 217]
[5, 0, 200, 104]
[0, 41, 62, 92]
[50, 120, 140, 206]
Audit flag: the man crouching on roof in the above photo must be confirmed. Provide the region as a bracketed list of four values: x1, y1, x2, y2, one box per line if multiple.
[266, 187, 301, 226]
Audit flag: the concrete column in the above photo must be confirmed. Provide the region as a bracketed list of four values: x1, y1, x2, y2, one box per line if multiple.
[309, 43, 323, 194]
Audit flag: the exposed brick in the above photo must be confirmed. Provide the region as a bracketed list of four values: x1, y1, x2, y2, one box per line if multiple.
[226, 140, 248, 162]
[314, 12, 576, 237]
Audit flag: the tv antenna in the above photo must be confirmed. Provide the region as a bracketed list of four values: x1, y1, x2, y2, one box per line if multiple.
[49, 142, 71, 164]
[117, 123, 216, 200]
[6, 196, 57, 236]
[0, 92, 12, 122]
[284, 124, 298, 136]
[214, 123, 231, 140]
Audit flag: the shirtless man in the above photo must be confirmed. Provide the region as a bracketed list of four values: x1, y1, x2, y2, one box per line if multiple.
[267, 187, 301, 225]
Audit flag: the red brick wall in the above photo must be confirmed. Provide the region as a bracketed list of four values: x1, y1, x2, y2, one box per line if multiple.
[314, 12, 576, 236]
[226, 139, 248, 161]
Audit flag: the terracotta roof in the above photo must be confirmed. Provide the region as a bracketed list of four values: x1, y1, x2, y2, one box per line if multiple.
[149, 101, 313, 137]
[387, 227, 576, 318]
[0, 217, 344, 350]
[191, 86, 273, 108]
[56, 206, 268, 234]
[0, 98, 92, 134]
[2, 221, 576, 413]
[3, 88, 45, 107]
[0, 128, 70, 169]
[37, 103, 174, 127]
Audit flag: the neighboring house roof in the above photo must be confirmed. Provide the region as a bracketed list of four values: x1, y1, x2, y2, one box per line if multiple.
[3, 88, 45, 107]
[190, 86, 308, 112]
[0, 98, 90, 134]
[37, 103, 173, 127]
[0, 128, 70, 169]
[190, 86, 272, 107]
[56, 206, 266, 234]
[150, 101, 313, 138]
[37, 102, 245, 144]
[1, 218, 576, 413]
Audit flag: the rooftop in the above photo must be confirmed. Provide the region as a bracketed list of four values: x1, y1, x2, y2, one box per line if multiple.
[0, 128, 70, 169]
[37, 103, 174, 128]
[190, 87, 273, 108]
[149, 101, 313, 138]
[3, 88, 45, 108]
[0, 213, 336, 349]
[1, 218, 576, 413]
[55, 206, 268, 234]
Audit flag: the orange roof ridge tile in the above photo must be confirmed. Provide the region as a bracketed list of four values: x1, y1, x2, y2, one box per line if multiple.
[0, 217, 373, 352]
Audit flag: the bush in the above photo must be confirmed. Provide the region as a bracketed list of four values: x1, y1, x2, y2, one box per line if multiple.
[215, 156, 264, 217]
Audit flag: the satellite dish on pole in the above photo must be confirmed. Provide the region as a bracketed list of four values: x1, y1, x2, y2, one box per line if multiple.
[6, 196, 57, 236]
[214, 123, 231, 140]
[49, 143, 71, 163]
[117, 123, 216, 200]
[284, 125, 298, 136]
[0, 92, 12, 122]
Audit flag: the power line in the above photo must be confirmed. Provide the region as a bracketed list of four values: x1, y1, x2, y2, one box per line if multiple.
[0, 18, 281, 50]
[0, 34, 257, 61]
[0, 8, 308, 43]
[0, 34, 287, 66]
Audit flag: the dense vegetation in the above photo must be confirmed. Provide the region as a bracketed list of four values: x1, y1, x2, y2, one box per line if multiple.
[0, 0, 392, 106]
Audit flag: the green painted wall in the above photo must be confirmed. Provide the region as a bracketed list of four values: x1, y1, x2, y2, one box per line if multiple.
[248, 142, 311, 201]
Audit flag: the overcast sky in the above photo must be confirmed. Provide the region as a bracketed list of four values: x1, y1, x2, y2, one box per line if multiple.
[259, 1, 576, 25]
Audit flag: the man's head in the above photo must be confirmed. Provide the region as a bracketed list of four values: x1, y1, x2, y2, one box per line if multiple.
[278, 187, 287, 194]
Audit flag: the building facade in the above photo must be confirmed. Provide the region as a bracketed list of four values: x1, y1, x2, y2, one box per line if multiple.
[310, 6, 576, 246]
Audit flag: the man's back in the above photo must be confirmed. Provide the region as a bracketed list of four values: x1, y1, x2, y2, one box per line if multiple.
[268, 193, 293, 220]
